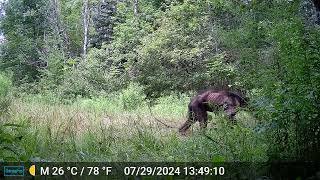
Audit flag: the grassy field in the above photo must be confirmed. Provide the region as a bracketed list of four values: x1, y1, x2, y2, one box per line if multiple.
[2, 93, 268, 162]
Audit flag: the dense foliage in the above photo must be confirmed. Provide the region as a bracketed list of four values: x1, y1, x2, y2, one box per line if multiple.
[0, 0, 319, 162]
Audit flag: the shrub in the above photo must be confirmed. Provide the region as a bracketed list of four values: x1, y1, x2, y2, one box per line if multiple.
[56, 52, 129, 99]
[120, 83, 146, 110]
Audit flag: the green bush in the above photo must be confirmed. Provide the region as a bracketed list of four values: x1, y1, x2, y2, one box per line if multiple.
[22, 92, 62, 105]
[120, 83, 146, 110]
[0, 74, 12, 115]
[56, 52, 129, 99]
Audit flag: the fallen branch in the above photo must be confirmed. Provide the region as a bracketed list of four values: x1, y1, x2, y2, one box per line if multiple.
[202, 133, 226, 149]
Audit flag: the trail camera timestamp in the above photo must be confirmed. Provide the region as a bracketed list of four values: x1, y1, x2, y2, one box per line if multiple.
[183, 166, 225, 176]
[37, 165, 225, 177]
[123, 166, 225, 176]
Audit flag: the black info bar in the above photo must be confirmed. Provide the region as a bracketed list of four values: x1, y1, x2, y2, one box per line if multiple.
[0, 162, 319, 179]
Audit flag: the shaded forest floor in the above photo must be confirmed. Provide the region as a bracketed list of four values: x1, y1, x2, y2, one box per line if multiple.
[3, 94, 268, 162]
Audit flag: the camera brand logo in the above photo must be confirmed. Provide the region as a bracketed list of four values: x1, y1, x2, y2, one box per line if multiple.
[4, 166, 25, 176]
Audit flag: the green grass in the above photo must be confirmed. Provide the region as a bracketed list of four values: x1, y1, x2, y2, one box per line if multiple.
[1, 94, 268, 162]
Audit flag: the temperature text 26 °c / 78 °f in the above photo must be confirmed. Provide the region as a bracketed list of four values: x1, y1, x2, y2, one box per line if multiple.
[40, 166, 112, 176]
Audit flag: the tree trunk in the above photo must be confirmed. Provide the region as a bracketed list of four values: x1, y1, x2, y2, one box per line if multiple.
[133, 0, 138, 16]
[313, 0, 320, 24]
[83, 0, 89, 58]
[51, 0, 70, 59]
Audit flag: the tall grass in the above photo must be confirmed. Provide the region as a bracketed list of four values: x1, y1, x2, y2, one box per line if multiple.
[0, 74, 12, 115]
[4, 90, 268, 162]
[0, 74, 28, 161]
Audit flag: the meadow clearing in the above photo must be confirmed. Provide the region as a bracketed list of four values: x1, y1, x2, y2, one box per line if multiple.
[2, 92, 268, 162]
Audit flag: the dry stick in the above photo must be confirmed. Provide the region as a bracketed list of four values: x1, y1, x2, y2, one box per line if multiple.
[57, 112, 77, 142]
[147, 104, 178, 129]
[202, 133, 226, 148]
[134, 115, 144, 138]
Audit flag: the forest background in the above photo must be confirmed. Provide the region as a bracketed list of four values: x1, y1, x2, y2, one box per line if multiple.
[0, 0, 319, 163]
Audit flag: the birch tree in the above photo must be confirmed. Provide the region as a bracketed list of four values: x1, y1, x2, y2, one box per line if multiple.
[133, 0, 138, 16]
[50, 0, 70, 58]
[82, 0, 89, 58]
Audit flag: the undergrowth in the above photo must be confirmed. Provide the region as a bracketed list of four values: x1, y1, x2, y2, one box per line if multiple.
[2, 91, 268, 162]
